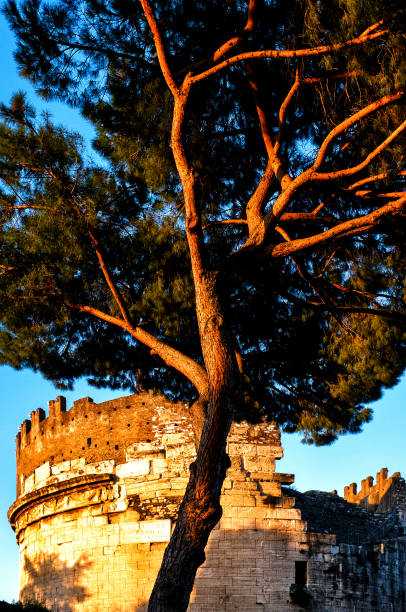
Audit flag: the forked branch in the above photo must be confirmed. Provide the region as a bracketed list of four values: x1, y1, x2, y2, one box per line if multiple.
[190, 24, 388, 85]
[269, 195, 406, 258]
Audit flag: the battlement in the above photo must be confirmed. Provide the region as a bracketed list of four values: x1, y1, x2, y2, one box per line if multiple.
[15, 392, 282, 497]
[15, 392, 199, 496]
[343, 467, 405, 515]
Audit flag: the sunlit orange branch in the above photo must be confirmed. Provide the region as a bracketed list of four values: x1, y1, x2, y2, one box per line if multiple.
[313, 92, 404, 169]
[140, 1, 206, 280]
[269, 195, 406, 258]
[0, 203, 58, 212]
[139, 0, 178, 96]
[275, 71, 357, 155]
[279, 202, 329, 223]
[314, 248, 340, 277]
[190, 24, 388, 85]
[326, 281, 400, 303]
[244, 62, 291, 238]
[16, 162, 57, 180]
[213, 0, 258, 62]
[347, 170, 406, 190]
[67, 303, 209, 395]
[68, 196, 133, 327]
[312, 119, 406, 181]
[265, 92, 404, 227]
[353, 190, 405, 198]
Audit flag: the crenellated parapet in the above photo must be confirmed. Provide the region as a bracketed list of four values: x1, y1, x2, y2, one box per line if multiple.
[343, 467, 405, 517]
[15, 392, 195, 496]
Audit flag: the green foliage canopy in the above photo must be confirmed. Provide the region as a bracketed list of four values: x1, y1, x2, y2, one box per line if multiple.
[0, 0, 405, 444]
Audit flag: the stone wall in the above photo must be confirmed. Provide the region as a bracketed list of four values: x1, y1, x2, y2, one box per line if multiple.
[16, 394, 195, 497]
[344, 468, 406, 519]
[9, 393, 406, 611]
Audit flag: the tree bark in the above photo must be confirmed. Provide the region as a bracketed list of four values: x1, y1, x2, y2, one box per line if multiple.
[148, 273, 240, 611]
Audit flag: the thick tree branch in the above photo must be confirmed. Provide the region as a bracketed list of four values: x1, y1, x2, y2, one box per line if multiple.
[244, 62, 291, 237]
[257, 92, 405, 239]
[139, 0, 179, 96]
[353, 190, 405, 199]
[67, 302, 209, 395]
[269, 195, 406, 258]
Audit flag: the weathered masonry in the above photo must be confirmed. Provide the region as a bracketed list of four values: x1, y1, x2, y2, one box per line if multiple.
[8, 393, 406, 611]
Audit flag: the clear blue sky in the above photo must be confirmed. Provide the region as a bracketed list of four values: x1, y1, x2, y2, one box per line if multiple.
[0, 11, 405, 604]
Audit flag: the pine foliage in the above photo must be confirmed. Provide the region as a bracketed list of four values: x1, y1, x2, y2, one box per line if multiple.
[1, 0, 405, 444]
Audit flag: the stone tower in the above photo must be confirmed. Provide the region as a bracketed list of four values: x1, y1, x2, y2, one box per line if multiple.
[8, 392, 406, 611]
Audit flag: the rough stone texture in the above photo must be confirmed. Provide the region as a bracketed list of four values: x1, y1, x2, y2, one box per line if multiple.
[9, 393, 406, 611]
[344, 467, 406, 515]
[285, 488, 401, 545]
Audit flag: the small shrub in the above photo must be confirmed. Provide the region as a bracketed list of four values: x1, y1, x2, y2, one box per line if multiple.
[0, 601, 50, 611]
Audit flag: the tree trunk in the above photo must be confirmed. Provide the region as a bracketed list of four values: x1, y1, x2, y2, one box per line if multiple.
[148, 273, 239, 611]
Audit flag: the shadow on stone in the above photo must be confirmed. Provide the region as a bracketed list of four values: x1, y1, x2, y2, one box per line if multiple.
[20, 553, 91, 612]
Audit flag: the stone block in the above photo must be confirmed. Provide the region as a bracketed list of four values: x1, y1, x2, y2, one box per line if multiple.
[24, 473, 35, 494]
[170, 477, 190, 490]
[150, 458, 167, 474]
[161, 433, 185, 446]
[231, 481, 259, 491]
[70, 457, 86, 470]
[116, 459, 150, 478]
[258, 482, 281, 496]
[227, 443, 258, 456]
[51, 460, 71, 475]
[84, 460, 115, 474]
[35, 462, 51, 485]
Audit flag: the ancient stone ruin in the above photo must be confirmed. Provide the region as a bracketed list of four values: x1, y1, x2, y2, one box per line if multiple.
[8, 393, 406, 611]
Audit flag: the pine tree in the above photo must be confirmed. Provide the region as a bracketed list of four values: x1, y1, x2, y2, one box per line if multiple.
[1, 1, 406, 609]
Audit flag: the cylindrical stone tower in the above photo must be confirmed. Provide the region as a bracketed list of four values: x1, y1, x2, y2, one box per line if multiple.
[8, 391, 308, 611]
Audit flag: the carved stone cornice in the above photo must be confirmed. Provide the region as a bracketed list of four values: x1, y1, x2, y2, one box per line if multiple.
[8, 473, 116, 533]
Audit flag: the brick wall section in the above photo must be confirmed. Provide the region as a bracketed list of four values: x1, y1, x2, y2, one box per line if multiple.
[9, 393, 406, 611]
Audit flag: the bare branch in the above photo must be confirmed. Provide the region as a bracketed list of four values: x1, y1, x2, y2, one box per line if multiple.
[260, 92, 404, 232]
[139, 0, 178, 96]
[269, 195, 406, 258]
[67, 302, 209, 395]
[346, 170, 406, 190]
[274, 71, 357, 155]
[311, 92, 405, 176]
[203, 219, 247, 231]
[69, 196, 133, 327]
[353, 190, 406, 199]
[213, 0, 259, 62]
[244, 62, 291, 237]
[190, 25, 388, 85]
